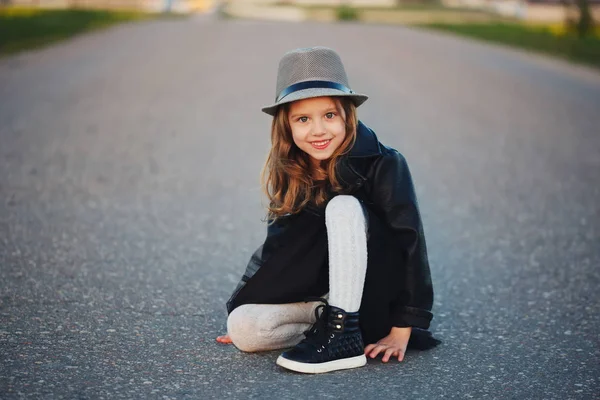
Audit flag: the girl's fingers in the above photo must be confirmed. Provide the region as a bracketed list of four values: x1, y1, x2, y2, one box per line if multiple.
[364, 344, 377, 355]
[366, 344, 407, 362]
[398, 350, 405, 362]
[368, 345, 383, 358]
[368, 344, 388, 359]
[382, 348, 396, 363]
[216, 335, 232, 344]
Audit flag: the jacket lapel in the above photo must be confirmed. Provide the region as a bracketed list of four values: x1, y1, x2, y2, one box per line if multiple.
[337, 120, 382, 190]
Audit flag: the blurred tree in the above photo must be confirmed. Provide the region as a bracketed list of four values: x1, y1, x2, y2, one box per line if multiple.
[562, 0, 595, 37]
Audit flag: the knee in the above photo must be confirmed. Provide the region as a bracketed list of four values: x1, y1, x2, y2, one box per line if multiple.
[325, 195, 365, 226]
[227, 305, 270, 353]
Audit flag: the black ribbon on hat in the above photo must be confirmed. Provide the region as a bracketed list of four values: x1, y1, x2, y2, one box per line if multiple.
[276, 80, 354, 102]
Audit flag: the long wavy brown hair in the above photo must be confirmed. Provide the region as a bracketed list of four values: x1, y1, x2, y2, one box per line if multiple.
[261, 97, 358, 222]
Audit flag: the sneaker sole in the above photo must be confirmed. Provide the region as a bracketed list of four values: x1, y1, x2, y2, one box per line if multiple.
[276, 354, 367, 374]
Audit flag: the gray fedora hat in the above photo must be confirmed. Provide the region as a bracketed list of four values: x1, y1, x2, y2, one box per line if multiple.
[262, 46, 368, 116]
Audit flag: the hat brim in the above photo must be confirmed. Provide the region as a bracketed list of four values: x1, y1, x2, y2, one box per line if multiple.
[261, 88, 368, 116]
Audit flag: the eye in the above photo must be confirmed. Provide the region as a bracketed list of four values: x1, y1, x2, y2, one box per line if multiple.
[325, 112, 336, 119]
[298, 116, 308, 123]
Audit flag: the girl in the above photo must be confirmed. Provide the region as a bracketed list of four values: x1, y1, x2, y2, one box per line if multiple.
[217, 47, 439, 374]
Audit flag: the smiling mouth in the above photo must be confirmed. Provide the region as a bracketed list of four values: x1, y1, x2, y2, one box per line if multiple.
[311, 139, 331, 149]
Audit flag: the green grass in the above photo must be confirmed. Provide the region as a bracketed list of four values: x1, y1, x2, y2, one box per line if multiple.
[0, 7, 162, 56]
[423, 22, 600, 68]
[275, 1, 490, 13]
[337, 5, 358, 21]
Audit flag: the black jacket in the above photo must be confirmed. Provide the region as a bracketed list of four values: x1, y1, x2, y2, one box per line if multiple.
[227, 120, 434, 330]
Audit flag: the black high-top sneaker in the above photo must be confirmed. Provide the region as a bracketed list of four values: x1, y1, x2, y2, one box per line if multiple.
[276, 298, 366, 374]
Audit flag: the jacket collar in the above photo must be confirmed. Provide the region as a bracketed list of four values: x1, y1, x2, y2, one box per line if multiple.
[335, 120, 382, 189]
[348, 120, 382, 158]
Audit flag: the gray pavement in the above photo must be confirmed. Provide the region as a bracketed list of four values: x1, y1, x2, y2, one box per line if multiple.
[1, 14, 599, 399]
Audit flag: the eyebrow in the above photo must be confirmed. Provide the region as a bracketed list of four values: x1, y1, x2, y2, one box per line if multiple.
[289, 107, 338, 120]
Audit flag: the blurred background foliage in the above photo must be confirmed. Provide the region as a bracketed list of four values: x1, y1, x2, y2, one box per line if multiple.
[1, 0, 598, 67]
[0, 7, 158, 55]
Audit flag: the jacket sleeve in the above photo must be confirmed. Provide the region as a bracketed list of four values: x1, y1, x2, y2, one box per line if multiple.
[369, 150, 434, 329]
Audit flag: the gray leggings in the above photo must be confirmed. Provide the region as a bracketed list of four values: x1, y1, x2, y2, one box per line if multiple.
[228, 301, 322, 352]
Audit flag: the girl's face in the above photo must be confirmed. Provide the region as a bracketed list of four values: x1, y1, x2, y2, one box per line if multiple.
[287, 96, 346, 165]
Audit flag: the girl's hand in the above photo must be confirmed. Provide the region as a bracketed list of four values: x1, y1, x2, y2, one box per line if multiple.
[364, 327, 411, 362]
[216, 334, 232, 344]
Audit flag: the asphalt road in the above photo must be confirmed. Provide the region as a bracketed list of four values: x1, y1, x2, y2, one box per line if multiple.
[1, 13, 599, 399]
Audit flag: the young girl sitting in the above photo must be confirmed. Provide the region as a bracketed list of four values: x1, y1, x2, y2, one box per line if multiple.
[217, 46, 439, 374]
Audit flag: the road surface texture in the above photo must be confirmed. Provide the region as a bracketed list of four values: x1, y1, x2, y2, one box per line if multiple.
[1, 13, 599, 399]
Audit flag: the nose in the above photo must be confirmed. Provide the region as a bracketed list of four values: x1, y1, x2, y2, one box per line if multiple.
[311, 119, 326, 137]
